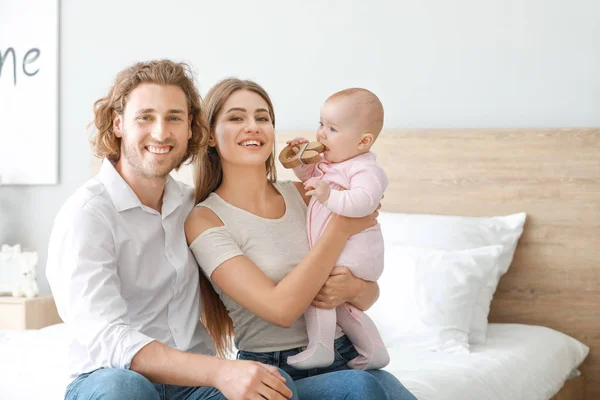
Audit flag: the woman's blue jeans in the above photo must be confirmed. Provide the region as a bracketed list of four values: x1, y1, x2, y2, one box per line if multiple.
[238, 335, 417, 400]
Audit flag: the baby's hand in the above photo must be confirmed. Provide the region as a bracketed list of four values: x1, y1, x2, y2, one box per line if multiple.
[304, 177, 331, 203]
[286, 137, 309, 154]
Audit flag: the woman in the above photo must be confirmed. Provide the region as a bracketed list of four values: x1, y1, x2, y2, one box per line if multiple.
[185, 78, 416, 400]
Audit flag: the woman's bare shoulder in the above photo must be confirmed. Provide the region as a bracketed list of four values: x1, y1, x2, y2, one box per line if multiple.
[185, 206, 224, 245]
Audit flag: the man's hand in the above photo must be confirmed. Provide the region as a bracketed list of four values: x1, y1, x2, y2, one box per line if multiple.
[304, 177, 331, 203]
[214, 359, 293, 400]
[311, 266, 365, 310]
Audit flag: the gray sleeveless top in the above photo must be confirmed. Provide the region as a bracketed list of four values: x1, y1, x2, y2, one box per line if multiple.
[189, 180, 342, 352]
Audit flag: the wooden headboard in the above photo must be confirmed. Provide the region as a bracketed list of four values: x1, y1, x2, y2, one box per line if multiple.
[92, 128, 600, 398]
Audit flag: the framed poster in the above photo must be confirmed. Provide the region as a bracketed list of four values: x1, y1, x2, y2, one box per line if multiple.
[0, 0, 59, 185]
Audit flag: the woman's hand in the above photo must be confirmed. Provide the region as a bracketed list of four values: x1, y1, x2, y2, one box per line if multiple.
[311, 266, 366, 310]
[330, 204, 381, 238]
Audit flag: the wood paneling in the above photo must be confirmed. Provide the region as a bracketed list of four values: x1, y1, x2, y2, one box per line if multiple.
[551, 376, 585, 400]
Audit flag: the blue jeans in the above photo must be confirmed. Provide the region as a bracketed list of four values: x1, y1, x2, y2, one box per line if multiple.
[238, 335, 417, 400]
[65, 367, 298, 400]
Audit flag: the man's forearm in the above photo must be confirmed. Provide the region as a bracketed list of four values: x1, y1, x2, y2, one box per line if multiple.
[130, 341, 224, 387]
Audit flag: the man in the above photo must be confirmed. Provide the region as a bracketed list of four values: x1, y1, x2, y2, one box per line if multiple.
[46, 60, 296, 400]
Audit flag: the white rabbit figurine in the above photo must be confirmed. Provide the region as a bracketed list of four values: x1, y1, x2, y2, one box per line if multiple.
[12, 251, 39, 298]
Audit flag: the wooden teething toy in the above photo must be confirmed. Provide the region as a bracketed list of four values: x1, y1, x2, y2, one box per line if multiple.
[278, 141, 326, 169]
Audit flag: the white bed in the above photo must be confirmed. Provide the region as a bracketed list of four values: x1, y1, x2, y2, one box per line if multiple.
[0, 324, 70, 400]
[386, 324, 588, 400]
[0, 322, 588, 400]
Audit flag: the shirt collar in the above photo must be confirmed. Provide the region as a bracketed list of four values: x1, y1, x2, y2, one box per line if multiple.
[97, 158, 184, 214]
[162, 173, 185, 218]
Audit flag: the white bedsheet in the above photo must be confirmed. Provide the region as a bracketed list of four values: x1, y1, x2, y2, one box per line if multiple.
[0, 323, 69, 400]
[0, 323, 589, 400]
[385, 324, 589, 400]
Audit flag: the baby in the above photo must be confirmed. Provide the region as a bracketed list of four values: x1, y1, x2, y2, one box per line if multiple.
[286, 88, 390, 371]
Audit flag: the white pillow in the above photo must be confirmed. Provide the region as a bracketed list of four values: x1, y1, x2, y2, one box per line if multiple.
[367, 244, 502, 353]
[378, 211, 526, 344]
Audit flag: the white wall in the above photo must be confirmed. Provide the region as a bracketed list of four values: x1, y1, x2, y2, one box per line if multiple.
[1, 0, 599, 293]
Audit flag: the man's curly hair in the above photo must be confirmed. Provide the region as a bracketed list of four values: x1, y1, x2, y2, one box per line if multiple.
[90, 60, 208, 168]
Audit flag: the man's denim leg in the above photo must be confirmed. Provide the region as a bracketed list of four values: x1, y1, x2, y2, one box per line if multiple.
[65, 368, 160, 400]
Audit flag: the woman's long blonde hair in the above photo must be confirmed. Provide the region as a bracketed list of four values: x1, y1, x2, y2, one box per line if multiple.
[90, 60, 207, 167]
[194, 78, 277, 357]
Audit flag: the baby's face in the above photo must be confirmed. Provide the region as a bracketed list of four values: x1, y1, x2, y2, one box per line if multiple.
[317, 98, 365, 163]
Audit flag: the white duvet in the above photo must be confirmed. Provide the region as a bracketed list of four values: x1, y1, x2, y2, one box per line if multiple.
[385, 324, 589, 400]
[0, 323, 70, 400]
[0, 323, 588, 400]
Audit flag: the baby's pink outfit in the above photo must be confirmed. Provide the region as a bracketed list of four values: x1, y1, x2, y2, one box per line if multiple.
[287, 151, 390, 371]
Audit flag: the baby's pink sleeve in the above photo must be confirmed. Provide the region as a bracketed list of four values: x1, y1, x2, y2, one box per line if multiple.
[326, 162, 388, 218]
[292, 163, 316, 182]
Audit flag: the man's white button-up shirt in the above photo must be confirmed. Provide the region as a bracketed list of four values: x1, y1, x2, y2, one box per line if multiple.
[46, 159, 215, 379]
